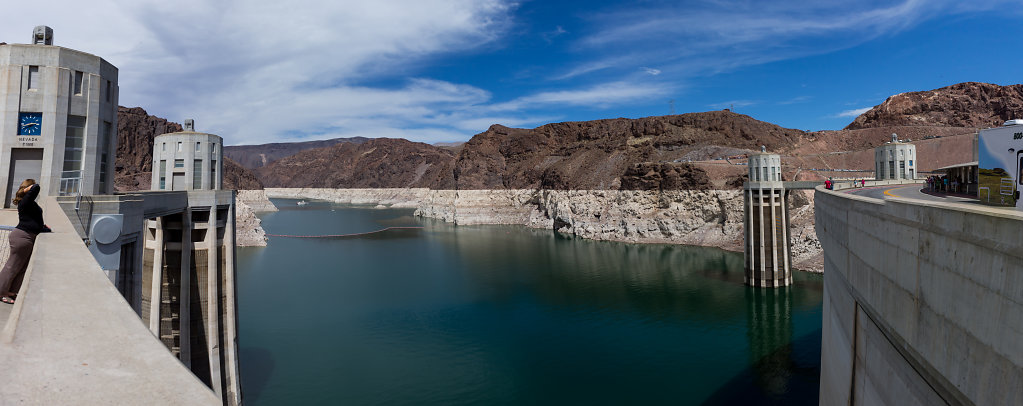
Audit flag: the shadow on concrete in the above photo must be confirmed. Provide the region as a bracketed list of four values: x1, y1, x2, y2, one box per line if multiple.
[700, 329, 822, 405]
[239, 346, 275, 402]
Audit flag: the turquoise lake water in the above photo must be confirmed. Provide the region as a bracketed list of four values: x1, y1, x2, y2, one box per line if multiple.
[236, 199, 823, 405]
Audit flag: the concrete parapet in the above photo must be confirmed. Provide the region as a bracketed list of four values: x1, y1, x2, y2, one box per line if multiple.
[0, 197, 220, 404]
[815, 184, 1023, 405]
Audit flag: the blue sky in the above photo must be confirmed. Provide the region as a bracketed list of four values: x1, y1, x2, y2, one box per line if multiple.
[3, 0, 1023, 145]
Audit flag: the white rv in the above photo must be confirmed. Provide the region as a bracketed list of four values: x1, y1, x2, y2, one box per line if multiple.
[977, 119, 1023, 210]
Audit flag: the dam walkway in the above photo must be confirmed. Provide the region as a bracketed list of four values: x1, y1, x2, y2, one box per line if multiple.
[0, 198, 220, 405]
[816, 180, 1022, 405]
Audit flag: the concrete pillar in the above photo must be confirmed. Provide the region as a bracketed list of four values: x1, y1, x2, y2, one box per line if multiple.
[744, 177, 792, 286]
[769, 187, 778, 281]
[207, 206, 223, 399]
[223, 202, 242, 405]
[780, 191, 790, 284]
[748, 187, 757, 269]
[179, 209, 192, 367]
[148, 217, 164, 335]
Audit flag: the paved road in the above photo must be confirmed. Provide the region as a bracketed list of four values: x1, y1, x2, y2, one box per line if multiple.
[842, 183, 978, 204]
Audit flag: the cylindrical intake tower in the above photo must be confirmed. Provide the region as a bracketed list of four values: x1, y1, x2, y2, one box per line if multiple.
[875, 133, 916, 180]
[744, 148, 792, 287]
[151, 119, 223, 191]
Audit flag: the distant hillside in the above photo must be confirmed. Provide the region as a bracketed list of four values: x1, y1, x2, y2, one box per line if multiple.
[846, 82, 1023, 129]
[246, 110, 811, 190]
[452, 111, 808, 189]
[256, 138, 456, 189]
[115, 107, 263, 191]
[224, 137, 369, 169]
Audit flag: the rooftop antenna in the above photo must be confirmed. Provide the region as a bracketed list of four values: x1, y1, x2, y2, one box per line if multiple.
[669, 99, 675, 115]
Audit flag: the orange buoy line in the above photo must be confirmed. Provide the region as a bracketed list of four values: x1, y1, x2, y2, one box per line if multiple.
[265, 226, 424, 238]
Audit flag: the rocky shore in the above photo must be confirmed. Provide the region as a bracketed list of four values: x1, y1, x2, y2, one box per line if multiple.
[234, 190, 277, 247]
[257, 188, 823, 272]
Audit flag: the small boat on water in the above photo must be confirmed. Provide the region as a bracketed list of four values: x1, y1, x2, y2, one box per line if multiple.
[297, 200, 308, 206]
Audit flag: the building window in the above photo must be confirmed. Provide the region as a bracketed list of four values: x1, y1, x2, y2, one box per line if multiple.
[212, 143, 217, 154]
[162, 143, 166, 152]
[193, 160, 203, 189]
[899, 161, 906, 179]
[60, 115, 87, 195]
[762, 167, 767, 182]
[174, 159, 184, 168]
[909, 160, 913, 167]
[889, 161, 895, 179]
[105, 80, 111, 102]
[28, 66, 39, 90]
[195, 142, 201, 152]
[211, 160, 217, 189]
[177, 142, 182, 152]
[99, 121, 112, 193]
[159, 160, 167, 189]
[73, 71, 84, 95]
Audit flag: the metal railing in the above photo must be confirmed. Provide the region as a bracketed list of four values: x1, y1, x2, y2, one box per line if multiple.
[59, 170, 82, 197]
[0, 225, 13, 266]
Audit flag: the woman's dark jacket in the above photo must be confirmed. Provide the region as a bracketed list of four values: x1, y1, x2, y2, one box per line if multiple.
[16, 184, 44, 234]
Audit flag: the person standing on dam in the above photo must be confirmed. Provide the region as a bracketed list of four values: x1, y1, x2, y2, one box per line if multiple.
[0, 180, 47, 304]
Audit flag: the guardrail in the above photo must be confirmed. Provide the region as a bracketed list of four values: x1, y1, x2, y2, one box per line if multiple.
[0, 226, 12, 267]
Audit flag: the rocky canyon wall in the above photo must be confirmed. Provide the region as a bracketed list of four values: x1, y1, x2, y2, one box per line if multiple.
[234, 190, 278, 247]
[261, 188, 823, 272]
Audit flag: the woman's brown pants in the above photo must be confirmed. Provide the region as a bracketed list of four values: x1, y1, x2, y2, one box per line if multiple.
[0, 228, 37, 296]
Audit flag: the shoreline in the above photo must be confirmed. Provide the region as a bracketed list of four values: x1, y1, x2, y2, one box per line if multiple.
[246, 188, 823, 273]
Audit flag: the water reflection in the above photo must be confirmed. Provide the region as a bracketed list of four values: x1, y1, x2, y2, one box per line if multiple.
[746, 287, 794, 396]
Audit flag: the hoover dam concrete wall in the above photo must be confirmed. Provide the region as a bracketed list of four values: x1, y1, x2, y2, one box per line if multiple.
[815, 185, 1022, 405]
[0, 198, 220, 405]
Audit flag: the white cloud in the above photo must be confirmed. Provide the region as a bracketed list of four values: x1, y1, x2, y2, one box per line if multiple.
[563, 0, 1022, 84]
[709, 100, 757, 109]
[550, 58, 629, 80]
[641, 67, 661, 76]
[0, 0, 515, 145]
[490, 81, 671, 111]
[542, 26, 568, 43]
[835, 107, 873, 118]
[778, 96, 812, 105]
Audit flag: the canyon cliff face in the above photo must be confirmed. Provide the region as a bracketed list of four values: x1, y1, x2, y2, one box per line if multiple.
[263, 188, 823, 272]
[846, 82, 1023, 130]
[452, 111, 807, 190]
[234, 190, 278, 247]
[115, 107, 183, 191]
[256, 138, 456, 188]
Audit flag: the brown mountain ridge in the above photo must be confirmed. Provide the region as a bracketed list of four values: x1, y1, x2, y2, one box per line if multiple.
[847, 82, 1023, 129]
[114, 81, 1016, 191]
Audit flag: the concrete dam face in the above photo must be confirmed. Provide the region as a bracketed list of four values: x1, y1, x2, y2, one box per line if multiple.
[815, 185, 1022, 405]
